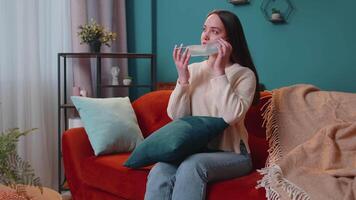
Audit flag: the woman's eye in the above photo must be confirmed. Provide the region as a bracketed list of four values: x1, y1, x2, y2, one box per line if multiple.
[212, 30, 219, 34]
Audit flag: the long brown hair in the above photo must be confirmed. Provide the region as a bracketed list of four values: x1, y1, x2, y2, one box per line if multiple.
[208, 10, 260, 104]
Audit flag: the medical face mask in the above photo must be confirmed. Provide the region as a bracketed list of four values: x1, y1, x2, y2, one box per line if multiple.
[183, 42, 219, 57]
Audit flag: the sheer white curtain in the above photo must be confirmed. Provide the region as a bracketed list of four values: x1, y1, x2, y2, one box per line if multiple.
[0, 0, 71, 189]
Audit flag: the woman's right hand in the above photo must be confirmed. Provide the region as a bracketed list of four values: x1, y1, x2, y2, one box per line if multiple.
[173, 44, 191, 84]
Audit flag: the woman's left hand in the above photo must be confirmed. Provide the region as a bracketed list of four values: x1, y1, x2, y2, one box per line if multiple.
[212, 38, 232, 76]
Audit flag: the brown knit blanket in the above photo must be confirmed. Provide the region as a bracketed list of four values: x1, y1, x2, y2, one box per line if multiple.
[257, 84, 356, 200]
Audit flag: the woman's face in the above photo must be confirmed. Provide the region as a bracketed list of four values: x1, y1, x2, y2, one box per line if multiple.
[201, 14, 227, 45]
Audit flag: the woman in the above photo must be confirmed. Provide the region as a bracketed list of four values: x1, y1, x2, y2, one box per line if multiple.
[145, 10, 260, 200]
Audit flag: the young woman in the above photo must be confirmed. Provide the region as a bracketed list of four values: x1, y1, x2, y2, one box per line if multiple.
[145, 10, 260, 200]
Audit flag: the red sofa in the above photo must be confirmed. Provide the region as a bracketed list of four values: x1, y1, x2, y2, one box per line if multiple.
[62, 90, 270, 200]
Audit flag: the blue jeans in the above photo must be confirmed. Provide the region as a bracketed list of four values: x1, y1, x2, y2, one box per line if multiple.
[144, 143, 252, 200]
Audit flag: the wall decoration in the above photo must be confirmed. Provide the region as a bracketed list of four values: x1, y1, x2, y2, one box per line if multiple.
[229, 0, 250, 5]
[261, 0, 294, 24]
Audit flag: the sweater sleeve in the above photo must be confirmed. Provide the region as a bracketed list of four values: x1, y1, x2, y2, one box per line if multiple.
[167, 80, 191, 120]
[210, 68, 256, 125]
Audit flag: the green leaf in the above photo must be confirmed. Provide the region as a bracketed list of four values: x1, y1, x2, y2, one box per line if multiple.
[0, 128, 42, 196]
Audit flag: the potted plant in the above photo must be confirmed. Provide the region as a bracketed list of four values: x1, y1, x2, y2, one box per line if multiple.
[271, 8, 283, 21]
[78, 19, 117, 52]
[0, 128, 42, 199]
[123, 76, 132, 86]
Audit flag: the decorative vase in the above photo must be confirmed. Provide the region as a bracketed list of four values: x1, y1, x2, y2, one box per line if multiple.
[89, 40, 102, 53]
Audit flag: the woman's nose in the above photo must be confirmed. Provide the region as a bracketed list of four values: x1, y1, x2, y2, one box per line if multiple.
[202, 32, 209, 41]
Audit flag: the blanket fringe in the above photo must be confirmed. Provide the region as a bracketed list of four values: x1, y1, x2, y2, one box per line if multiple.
[261, 93, 282, 165]
[281, 178, 310, 200]
[257, 165, 310, 200]
[258, 92, 311, 200]
[256, 165, 282, 200]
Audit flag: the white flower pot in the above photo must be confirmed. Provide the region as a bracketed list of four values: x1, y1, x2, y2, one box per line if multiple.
[271, 13, 282, 21]
[123, 79, 132, 85]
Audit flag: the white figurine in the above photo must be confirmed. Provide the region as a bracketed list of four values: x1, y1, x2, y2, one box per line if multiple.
[80, 89, 88, 97]
[111, 66, 120, 85]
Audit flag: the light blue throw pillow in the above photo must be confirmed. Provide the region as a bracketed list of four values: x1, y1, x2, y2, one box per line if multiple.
[71, 96, 144, 156]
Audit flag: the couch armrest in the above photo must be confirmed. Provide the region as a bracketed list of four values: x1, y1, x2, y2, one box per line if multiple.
[62, 127, 94, 196]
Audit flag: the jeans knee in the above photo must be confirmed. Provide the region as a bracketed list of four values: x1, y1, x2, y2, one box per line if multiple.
[176, 156, 208, 182]
[145, 163, 177, 200]
[148, 162, 176, 182]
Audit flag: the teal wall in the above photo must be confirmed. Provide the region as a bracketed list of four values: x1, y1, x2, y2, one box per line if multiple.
[126, 0, 152, 98]
[127, 0, 356, 92]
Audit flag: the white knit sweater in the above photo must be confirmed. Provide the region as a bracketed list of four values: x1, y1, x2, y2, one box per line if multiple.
[167, 60, 256, 154]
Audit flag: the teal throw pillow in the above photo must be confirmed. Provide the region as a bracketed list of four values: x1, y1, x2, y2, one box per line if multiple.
[71, 96, 144, 156]
[124, 116, 228, 168]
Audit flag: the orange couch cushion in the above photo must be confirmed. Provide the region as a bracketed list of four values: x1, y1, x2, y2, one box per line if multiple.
[81, 153, 151, 200]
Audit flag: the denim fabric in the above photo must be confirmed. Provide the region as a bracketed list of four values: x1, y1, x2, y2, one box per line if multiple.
[144, 142, 252, 200]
